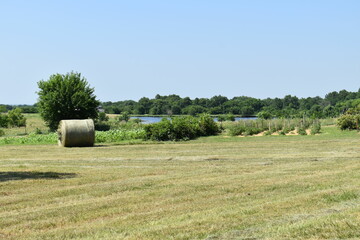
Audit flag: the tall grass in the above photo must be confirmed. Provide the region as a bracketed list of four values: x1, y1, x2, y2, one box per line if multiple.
[224, 118, 322, 136]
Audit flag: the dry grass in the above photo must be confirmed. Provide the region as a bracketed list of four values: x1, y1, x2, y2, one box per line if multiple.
[1, 127, 360, 239]
[2, 114, 48, 136]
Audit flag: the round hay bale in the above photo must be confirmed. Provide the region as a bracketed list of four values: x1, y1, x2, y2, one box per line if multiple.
[58, 119, 95, 147]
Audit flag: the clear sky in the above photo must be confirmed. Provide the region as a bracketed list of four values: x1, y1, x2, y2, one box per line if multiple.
[1, 0, 359, 104]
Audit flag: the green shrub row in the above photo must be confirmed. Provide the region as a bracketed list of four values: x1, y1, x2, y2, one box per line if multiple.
[144, 114, 220, 141]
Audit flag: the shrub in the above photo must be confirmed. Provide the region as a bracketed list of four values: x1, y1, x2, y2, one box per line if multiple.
[226, 114, 235, 121]
[336, 114, 359, 130]
[144, 114, 219, 141]
[310, 121, 321, 135]
[197, 114, 220, 136]
[244, 127, 262, 136]
[98, 112, 109, 122]
[0, 129, 4, 137]
[7, 108, 26, 127]
[217, 115, 226, 122]
[228, 124, 246, 136]
[95, 122, 111, 131]
[144, 118, 173, 141]
[119, 111, 130, 122]
[263, 131, 272, 136]
[297, 127, 307, 135]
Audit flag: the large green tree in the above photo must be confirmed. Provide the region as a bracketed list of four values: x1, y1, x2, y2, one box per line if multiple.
[37, 72, 100, 131]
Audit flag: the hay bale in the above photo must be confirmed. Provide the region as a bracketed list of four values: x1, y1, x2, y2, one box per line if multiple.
[58, 119, 95, 147]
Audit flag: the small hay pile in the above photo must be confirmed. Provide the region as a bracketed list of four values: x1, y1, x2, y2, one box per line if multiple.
[58, 119, 95, 147]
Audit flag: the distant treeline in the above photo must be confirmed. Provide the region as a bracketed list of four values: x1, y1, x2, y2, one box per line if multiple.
[2, 89, 360, 118]
[101, 89, 360, 118]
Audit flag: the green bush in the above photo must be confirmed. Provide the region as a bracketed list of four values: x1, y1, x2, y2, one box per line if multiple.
[226, 114, 235, 121]
[337, 114, 359, 130]
[297, 127, 307, 135]
[7, 108, 26, 127]
[263, 131, 272, 136]
[95, 122, 111, 131]
[310, 121, 321, 135]
[144, 114, 219, 141]
[244, 127, 262, 136]
[197, 114, 220, 136]
[98, 112, 109, 122]
[0, 129, 4, 137]
[228, 124, 246, 136]
[144, 118, 173, 141]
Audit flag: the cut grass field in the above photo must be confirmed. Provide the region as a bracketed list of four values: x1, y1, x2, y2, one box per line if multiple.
[1, 126, 360, 239]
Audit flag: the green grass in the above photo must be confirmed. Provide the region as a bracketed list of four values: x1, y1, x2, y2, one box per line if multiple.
[1, 126, 360, 239]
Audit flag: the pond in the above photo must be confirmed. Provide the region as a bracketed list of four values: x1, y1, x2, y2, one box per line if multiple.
[130, 116, 257, 124]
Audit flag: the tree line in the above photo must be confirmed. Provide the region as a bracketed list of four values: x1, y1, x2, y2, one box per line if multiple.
[1, 88, 360, 119]
[101, 89, 360, 118]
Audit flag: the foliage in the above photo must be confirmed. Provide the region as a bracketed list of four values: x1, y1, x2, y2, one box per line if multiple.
[226, 113, 235, 121]
[101, 89, 360, 119]
[98, 112, 109, 122]
[95, 129, 146, 143]
[7, 108, 26, 127]
[0, 114, 8, 128]
[217, 115, 227, 122]
[144, 114, 220, 141]
[310, 121, 322, 135]
[94, 122, 111, 131]
[0, 129, 4, 137]
[37, 71, 100, 131]
[0, 105, 7, 113]
[0, 132, 58, 145]
[257, 111, 272, 120]
[119, 111, 130, 122]
[297, 127, 307, 135]
[336, 107, 360, 130]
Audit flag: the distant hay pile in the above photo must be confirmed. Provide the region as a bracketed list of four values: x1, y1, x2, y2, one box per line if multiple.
[58, 119, 95, 147]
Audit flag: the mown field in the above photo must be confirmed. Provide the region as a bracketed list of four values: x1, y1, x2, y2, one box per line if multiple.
[1, 125, 360, 239]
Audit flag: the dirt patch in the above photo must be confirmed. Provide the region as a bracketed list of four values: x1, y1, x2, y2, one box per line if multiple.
[286, 131, 298, 136]
[254, 132, 264, 137]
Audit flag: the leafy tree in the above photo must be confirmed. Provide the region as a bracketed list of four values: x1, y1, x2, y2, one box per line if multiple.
[37, 72, 100, 131]
[257, 111, 272, 120]
[7, 108, 26, 127]
[119, 111, 130, 122]
[182, 105, 207, 116]
[0, 105, 7, 113]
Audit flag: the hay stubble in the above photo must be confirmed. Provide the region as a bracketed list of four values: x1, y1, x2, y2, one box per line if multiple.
[1, 127, 360, 239]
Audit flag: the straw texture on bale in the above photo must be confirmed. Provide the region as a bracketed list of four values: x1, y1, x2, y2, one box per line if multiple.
[58, 119, 95, 147]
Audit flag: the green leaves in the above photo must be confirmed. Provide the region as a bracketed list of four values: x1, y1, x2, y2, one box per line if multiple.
[37, 72, 100, 131]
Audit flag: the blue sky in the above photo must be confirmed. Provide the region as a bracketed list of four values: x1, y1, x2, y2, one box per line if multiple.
[1, 0, 359, 104]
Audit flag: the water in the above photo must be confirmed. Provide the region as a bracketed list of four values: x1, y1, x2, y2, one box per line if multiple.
[131, 116, 257, 124]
